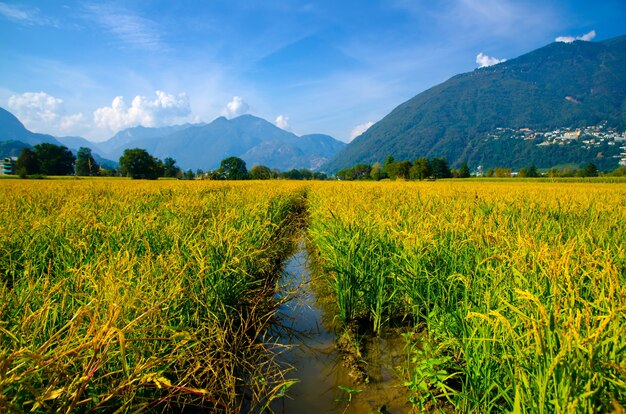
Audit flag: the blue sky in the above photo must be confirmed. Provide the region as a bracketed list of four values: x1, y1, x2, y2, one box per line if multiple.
[1, 0, 625, 142]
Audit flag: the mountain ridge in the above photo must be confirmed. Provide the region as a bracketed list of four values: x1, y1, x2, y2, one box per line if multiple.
[325, 35, 626, 172]
[0, 108, 345, 171]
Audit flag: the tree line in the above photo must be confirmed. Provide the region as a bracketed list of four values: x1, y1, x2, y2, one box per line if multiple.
[13, 144, 626, 180]
[13, 145, 328, 180]
[336, 156, 466, 180]
[334, 155, 626, 180]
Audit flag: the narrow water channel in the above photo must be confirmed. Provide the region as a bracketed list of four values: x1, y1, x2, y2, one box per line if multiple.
[271, 243, 411, 413]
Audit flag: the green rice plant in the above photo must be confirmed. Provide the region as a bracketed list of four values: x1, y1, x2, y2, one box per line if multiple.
[305, 180, 626, 413]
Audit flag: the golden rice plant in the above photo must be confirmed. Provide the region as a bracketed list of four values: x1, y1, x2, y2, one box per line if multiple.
[0, 179, 307, 413]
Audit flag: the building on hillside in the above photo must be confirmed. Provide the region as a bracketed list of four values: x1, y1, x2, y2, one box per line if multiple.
[562, 130, 581, 139]
[1, 157, 17, 175]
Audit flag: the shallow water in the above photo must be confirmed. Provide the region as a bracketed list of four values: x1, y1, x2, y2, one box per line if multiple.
[271, 245, 411, 413]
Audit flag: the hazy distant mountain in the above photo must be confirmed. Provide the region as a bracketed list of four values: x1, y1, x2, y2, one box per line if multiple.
[0, 108, 344, 171]
[56, 136, 103, 153]
[98, 124, 202, 158]
[96, 115, 345, 171]
[326, 35, 626, 172]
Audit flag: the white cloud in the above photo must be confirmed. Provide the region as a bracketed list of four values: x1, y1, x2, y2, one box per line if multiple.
[60, 113, 86, 130]
[222, 96, 250, 118]
[8, 91, 64, 123]
[93, 90, 191, 132]
[350, 121, 374, 141]
[7, 91, 87, 136]
[555, 30, 596, 44]
[275, 115, 290, 130]
[476, 52, 506, 68]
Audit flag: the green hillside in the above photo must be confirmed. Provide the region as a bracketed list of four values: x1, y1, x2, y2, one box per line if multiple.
[325, 35, 626, 172]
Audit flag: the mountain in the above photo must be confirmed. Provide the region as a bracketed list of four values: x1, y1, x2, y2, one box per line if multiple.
[0, 107, 64, 147]
[241, 133, 345, 171]
[98, 124, 201, 158]
[0, 107, 345, 171]
[325, 35, 626, 172]
[56, 136, 104, 153]
[96, 115, 345, 171]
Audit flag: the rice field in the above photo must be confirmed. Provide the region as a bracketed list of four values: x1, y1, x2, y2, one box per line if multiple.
[0, 179, 307, 412]
[1, 178, 625, 413]
[307, 180, 626, 413]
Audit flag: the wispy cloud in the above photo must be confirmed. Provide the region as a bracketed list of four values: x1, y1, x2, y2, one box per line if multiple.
[83, 3, 163, 51]
[476, 52, 506, 67]
[0, 2, 58, 26]
[555, 30, 596, 43]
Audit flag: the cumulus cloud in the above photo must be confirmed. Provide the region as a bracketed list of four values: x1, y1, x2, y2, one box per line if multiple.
[222, 96, 250, 118]
[93, 90, 191, 131]
[8, 91, 64, 123]
[350, 121, 374, 141]
[7, 91, 86, 135]
[555, 30, 596, 43]
[275, 115, 290, 130]
[476, 52, 506, 68]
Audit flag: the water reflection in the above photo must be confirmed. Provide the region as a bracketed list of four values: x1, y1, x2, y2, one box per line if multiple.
[271, 244, 411, 413]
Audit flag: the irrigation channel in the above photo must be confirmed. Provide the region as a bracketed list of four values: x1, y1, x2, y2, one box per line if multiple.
[269, 241, 411, 413]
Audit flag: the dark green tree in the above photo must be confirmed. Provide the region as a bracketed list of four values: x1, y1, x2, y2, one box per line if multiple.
[33, 143, 75, 176]
[119, 148, 163, 179]
[410, 158, 431, 180]
[220, 156, 248, 180]
[16, 147, 39, 177]
[386, 161, 411, 179]
[354, 164, 372, 180]
[75, 147, 99, 176]
[582, 162, 598, 177]
[162, 157, 181, 178]
[430, 157, 452, 178]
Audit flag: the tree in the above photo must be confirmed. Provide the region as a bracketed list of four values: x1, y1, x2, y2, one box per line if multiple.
[386, 161, 411, 179]
[119, 148, 163, 179]
[582, 162, 598, 177]
[75, 147, 99, 176]
[351, 164, 372, 180]
[518, 164, 539, 178]
[370, 162, 383, 181]
[458, 162, 471, 178]
[249, 165, 272, 180]
[494, 167, 512, 177]
[220, 156, 248, 180]
[16, 147, 39, 177]
[33, 143, 75, 176]
[431, 157, 452, 178]
[410, 158, 431, 180]
[162, 157, 181, 178]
